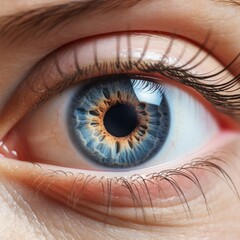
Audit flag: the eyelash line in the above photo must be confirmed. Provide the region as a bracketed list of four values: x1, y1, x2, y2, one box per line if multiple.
[28, 34, 240, 120]
[30, 155, 238, 226]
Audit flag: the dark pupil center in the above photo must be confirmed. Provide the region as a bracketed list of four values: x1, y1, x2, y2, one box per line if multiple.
[103, 104, 138, 137]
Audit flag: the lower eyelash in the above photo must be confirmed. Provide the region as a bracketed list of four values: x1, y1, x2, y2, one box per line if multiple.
[29, 155, 238, 226]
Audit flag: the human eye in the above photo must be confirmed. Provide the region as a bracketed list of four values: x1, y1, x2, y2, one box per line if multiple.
[1, 31, 239, 226]
[0, 1, 240, 239]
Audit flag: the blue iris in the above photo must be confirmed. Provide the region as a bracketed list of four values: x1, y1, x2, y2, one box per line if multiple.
[68, 75, 170, 168]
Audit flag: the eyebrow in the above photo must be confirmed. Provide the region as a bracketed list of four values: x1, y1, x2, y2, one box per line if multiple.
[0, 0, 146, 43]
[0, 0, 238, 44]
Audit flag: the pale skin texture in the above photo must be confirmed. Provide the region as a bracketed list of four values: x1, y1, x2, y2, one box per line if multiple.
[0, 0, 240, 239]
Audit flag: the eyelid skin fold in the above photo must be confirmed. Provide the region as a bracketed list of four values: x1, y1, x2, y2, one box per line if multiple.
[0, 33, 239, 139]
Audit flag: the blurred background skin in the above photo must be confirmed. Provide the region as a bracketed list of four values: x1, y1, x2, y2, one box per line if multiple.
[0, 0, 239, 239]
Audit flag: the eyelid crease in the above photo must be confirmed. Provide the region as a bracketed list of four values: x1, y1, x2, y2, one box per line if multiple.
[214, 0, 240, 7]
[0, 0, 239, 45]
[0, 0, 147, 44]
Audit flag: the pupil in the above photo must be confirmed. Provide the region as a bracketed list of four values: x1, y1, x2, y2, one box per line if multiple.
[103, 104, 138, 137]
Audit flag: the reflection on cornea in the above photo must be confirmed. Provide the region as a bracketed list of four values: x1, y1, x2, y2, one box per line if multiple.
[0, 140, 18, 159]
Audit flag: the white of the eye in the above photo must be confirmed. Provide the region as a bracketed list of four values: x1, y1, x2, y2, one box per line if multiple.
[19, 80, 219, 171]
[141, 83, 219, 168]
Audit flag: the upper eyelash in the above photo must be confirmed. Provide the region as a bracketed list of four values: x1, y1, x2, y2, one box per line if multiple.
[30, 34, 240, 120]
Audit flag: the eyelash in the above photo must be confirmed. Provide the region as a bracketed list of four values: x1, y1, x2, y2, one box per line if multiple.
[30, 35, 240, 120]
[32, 155, 238, 223]
[13, 34, 240, 222]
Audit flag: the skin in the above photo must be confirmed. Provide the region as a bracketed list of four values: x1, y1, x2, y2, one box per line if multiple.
[0, 0, 239, 239]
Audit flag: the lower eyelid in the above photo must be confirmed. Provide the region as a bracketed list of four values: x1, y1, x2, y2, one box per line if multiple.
[1, 132, 238, 226]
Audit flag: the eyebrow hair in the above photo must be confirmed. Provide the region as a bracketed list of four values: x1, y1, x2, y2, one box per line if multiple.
[0, 0, 238, 44]
[0, 0, 146, 43]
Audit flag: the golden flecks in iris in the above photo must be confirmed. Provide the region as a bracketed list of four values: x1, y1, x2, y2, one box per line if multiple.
[85, 90, 149, 154]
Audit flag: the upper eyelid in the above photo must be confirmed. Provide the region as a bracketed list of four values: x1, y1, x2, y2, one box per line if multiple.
[0, 0, 239, 88]
[0, 0, 238, 49]
[0, 27, 238, 141]
[0, 33, 239, 134]
[27, 34, 240, 117]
